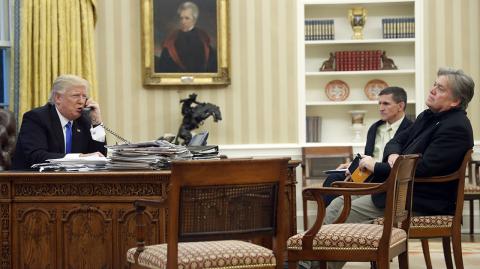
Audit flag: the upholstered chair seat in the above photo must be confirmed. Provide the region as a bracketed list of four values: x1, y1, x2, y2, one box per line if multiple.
[127, 240, 276, 269]
[287, 223, 406, 251]
[373, 215, 453, 229]
[465, 182, 480, 193]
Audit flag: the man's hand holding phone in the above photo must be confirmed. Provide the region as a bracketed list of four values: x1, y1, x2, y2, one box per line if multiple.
[84, 99, 102, 126]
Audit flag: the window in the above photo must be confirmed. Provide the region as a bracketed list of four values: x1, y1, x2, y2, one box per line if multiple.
[0, 0, 12, 107]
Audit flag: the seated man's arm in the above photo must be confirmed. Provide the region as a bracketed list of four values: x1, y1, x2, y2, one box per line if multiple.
[415, 123, 472, 177]
[16, 112, 65, 166]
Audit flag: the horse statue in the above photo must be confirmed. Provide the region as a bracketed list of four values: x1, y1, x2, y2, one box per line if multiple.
[175, 93, 222, 145]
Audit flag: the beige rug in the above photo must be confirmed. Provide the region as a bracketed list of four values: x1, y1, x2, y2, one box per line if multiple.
[344, 240, 480, 269]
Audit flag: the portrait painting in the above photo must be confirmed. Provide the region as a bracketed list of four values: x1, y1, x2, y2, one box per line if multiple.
[141, 0, 230, 86]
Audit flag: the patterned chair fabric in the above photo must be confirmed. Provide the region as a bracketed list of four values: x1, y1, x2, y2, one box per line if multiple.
[287, 223, 406, 251]
[373, 215, 453, 228]
[465, 182, 480, 193]
[127, 240, 276, 269]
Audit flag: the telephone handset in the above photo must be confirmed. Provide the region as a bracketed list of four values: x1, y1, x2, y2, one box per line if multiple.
[82, 107, 131, 144]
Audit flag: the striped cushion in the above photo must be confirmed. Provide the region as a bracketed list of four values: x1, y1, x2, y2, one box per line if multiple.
[373, 215, 453, 228]
[127, 240, 276, 269]
[286, 223, 406, 251]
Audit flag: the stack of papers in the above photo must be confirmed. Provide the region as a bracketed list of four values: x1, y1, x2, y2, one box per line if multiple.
[106, 140, 192, 170]
[32, 155, 108, 172]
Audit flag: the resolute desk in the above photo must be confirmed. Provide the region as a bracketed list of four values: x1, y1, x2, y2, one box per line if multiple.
[0, 161, 299, 269]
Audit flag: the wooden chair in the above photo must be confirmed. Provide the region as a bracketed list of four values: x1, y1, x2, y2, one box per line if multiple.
[464, 159, 480, 234]
[302, 146, 353, 230]
[408, 149, 472, 269]
[288, 154, 420, 269]
[126, 158, 289, 269]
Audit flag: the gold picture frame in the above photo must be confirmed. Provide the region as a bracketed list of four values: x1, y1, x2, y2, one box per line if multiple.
[141, 0, 230, 86]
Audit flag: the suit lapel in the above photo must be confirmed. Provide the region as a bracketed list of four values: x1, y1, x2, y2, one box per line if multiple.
[48, 104, 65, 153]
[71, 120, 86, 153]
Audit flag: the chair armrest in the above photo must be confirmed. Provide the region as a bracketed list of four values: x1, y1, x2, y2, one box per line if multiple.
[133, 198, 168, 254]
[331, 181, 382, 188]
[303, 184, 386, 197]
[300, 183, 387, 249]
[415, 173, 459, 183]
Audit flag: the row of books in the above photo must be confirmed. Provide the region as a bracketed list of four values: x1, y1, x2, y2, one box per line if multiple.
[304, 19, 334, 41]
[334, 50, 383, 71]
[304, 17, 415, 41]
[382, 17, 415, 39]
[306, 116, 322, 143]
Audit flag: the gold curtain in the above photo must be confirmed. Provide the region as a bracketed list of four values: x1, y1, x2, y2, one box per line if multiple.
[18, 0, 97, 117]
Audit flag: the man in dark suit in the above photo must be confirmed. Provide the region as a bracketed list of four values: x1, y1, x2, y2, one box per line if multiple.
[12, 74, 107, 170]
[324, 67, 474, 269]
[322, 87, 412, 205]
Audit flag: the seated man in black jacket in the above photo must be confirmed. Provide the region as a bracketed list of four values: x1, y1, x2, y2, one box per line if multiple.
[322, 87, 412, 205]
[324, 67, 475, 269]
[12, 74, 107, 170]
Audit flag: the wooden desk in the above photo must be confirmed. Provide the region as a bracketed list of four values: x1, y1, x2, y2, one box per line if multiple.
[0, 161, 299, 269]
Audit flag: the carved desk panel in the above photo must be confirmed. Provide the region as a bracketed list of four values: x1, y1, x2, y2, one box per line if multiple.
[0, 163, 299, 269]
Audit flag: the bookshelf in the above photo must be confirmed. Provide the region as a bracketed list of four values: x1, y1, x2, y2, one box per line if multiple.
[297, 0, 424, 147]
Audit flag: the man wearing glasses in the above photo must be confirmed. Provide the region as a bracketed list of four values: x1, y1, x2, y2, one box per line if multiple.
[12, 74, 107, 170]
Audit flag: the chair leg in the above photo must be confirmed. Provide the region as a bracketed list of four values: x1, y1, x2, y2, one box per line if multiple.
[376, 258, 390, 269]
[470, 200, 474, 235]
[420, 239, 432, 269]
[319, 261, 327, 269]
[398, 251, 409, 269]
[303, 198, 309, 230]
[451, 231, 465, 269]
[442, 237, 453, 269]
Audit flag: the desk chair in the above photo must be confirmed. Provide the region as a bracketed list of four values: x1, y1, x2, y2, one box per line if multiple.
[126, 158, 289, 269]
[465, 159, 480, 234]
[302, 146, 353, 230]
[288, 154, 420, 269]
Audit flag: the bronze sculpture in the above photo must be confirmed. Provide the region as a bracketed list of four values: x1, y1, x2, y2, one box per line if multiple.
[381, 51, 398, 70]
[320, 52, 335, 71]
[175, 93, 222, 145]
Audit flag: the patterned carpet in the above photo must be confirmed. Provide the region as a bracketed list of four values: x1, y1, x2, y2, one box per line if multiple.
[343, 240, 480, 269]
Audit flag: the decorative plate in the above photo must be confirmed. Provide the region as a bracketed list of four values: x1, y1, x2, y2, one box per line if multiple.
[325, 80, 350, 101]
[364, 79, 389, 100]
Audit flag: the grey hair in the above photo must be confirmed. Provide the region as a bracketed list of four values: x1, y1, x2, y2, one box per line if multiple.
[178, 1, 199, 21]
[379, 86, 408, 109]
[48, 74, 89, 104]
[437, 67, 475, 110]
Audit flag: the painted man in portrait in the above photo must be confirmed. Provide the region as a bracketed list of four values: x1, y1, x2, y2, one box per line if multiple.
[155, 1, 217, 73]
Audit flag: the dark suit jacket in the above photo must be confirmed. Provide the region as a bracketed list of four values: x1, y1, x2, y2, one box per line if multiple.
[12, 103, 107, 170]
[364, 117, 412, 156]
[372, 108, 474, 214]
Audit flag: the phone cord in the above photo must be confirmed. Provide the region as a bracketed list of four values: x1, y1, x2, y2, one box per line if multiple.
[101, 124, 132, 144]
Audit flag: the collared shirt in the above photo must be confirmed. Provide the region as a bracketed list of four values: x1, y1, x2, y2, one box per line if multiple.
[373, 116, 405, 162]
[55, 107, 106, 155]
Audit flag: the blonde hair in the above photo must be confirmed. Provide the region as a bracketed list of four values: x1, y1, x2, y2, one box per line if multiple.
[48, 74, 90, 104]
